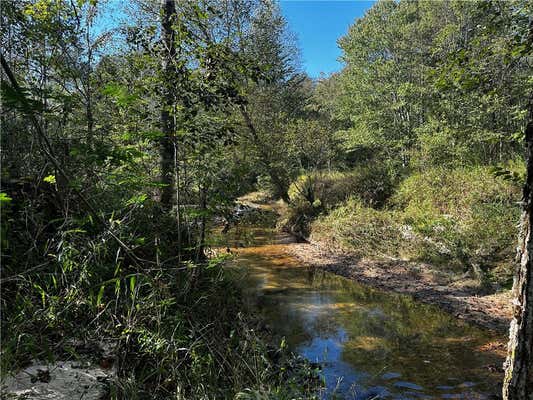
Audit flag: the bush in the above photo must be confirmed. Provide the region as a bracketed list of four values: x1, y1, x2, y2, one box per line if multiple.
[310, 198, 405, 257]
[281, 166, 394, 237]
[288, 166, 394, 210]
[393, 167, 521, 272]
[309, 166, 521, 284]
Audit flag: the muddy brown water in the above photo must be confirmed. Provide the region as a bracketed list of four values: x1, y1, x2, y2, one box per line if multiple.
[210, 225, 505, 400]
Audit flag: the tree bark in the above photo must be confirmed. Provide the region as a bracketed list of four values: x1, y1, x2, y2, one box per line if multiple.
[503, 119, 533, 400]
[502, 18, 533, 400]
[160, 0, 176, 208]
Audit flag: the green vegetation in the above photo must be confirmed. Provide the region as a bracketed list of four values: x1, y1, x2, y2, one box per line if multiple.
[1, 0, 532, 398]
[278, 0, 531, 291]
[1, 0, 318, 398]
[311, 167, 521, 284]
[281, 167, 393, 237]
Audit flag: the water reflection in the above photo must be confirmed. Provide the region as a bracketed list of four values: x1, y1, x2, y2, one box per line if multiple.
[210, 227, 504, 399]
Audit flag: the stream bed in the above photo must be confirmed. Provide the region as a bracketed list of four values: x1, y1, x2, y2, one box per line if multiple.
[213, 224, 504, 399]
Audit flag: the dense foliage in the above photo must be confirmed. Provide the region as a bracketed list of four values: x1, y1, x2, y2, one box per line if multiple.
[0, 0, 319, 398]
[282, 0, 531, 289]
[336, 0, 530, 170]
[1, 0, 532, 397]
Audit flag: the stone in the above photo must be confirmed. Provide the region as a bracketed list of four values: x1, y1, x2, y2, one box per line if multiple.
[1, 361, 112, 400]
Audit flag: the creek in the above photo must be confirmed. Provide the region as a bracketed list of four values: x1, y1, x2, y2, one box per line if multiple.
[211, 219, 504, 399]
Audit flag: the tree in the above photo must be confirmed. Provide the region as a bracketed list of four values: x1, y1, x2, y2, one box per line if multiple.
[505, 104, 533, 399]
[235, 0, 307, 202]
[337, 0, 434, 169]
[503, 14, 533, 400]
[159, 0, 177, 208]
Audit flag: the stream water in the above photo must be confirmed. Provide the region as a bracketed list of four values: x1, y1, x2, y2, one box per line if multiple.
[212, 223, 504, 399]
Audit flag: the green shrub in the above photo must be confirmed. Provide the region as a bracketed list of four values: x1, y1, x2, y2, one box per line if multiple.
[310, 198, 405, 257]
[309, 166, 521, 284]
[393, 167, 520, 271]
[289, 166, 394, 210]
[281, 166, 394, 237]
[393, 166, 519, 217]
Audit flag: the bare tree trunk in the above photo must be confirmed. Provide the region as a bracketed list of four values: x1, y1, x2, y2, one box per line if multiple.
[502, 18, 533, 399]
[160, 0, 176, 208]
[503, 118, 533, 400]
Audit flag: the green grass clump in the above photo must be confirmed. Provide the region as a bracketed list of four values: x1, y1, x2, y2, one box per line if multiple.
[288, 166, 393, 210]
[310, 198, 404, 257]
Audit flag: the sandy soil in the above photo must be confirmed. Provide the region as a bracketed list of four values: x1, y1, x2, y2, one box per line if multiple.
[286, 240, 513, 334]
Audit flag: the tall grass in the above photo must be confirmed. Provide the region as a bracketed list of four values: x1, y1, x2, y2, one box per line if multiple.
[1, 196, 318, 399]
[280, 167, 394, 237]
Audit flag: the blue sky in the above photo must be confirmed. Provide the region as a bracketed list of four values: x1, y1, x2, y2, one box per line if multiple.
[279, 1, 375, 78]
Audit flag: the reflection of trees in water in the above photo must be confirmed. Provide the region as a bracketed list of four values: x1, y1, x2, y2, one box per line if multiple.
[255, 289, 340, 344]
[305, 269, 502, 392]
[208, 226, 279, 249]
[230, 233, 502, 395]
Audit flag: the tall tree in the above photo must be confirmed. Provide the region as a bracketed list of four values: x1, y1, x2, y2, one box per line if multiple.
[503, 14, 533, 399]
[159, 0, 177, 208]
[337, 0, 433, 169]
[236, 0, 307, 202]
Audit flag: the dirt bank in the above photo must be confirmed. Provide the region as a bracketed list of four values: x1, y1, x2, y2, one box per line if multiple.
[286, 240, 513, 335]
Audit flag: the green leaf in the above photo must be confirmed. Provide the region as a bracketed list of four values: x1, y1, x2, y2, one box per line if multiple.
[115, 279, 121, 296]
[0, 193, 12, 203]
[97, 285, 105, 307]
[1, 81, 43, 113]
[33, 283, 46, 307]
[121, 130, 165, 141]
[43, 175, 56, 184]
[102, 83, 138, 107]
[129, 275, 136, 301]
[126, 194, 147, 206]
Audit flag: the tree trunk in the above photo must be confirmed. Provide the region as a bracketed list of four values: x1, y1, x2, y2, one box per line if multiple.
[160, 0, 176, 208]
[503, 117, 533, 400]
[238, 104, 291, 203]
[86, 22, 93, 143]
